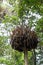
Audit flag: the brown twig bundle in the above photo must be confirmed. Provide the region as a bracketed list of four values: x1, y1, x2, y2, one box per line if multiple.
[10, 25, 38, 52]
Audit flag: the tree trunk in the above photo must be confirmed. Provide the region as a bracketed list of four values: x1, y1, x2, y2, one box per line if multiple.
[24, 49, 28, 65]
[34, 49, 36, 65]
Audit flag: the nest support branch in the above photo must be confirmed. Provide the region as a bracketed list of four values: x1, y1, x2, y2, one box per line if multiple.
[24, 47, 28, 65]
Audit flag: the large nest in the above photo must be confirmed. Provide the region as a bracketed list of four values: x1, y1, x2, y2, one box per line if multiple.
[10, 25, 38, 52]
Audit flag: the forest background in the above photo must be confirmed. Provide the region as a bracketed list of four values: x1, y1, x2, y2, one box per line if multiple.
[0, 0, 43, 65]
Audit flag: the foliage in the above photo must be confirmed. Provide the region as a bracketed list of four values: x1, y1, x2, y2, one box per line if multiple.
[35, 17, 43, 46]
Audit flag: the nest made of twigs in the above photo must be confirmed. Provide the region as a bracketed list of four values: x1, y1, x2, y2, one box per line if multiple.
[10, 25, 38, 52]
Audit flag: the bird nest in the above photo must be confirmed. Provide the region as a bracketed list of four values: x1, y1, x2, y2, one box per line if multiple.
[10, 25, 38, 52]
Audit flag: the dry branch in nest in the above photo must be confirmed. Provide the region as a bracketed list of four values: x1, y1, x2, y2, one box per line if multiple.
[10, 25, 38, 52]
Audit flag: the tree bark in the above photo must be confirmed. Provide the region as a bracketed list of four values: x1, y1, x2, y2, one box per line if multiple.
[24, 49, 28, 65]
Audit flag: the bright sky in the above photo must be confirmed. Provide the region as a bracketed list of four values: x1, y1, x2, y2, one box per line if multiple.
[2, 0, 12, 8]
